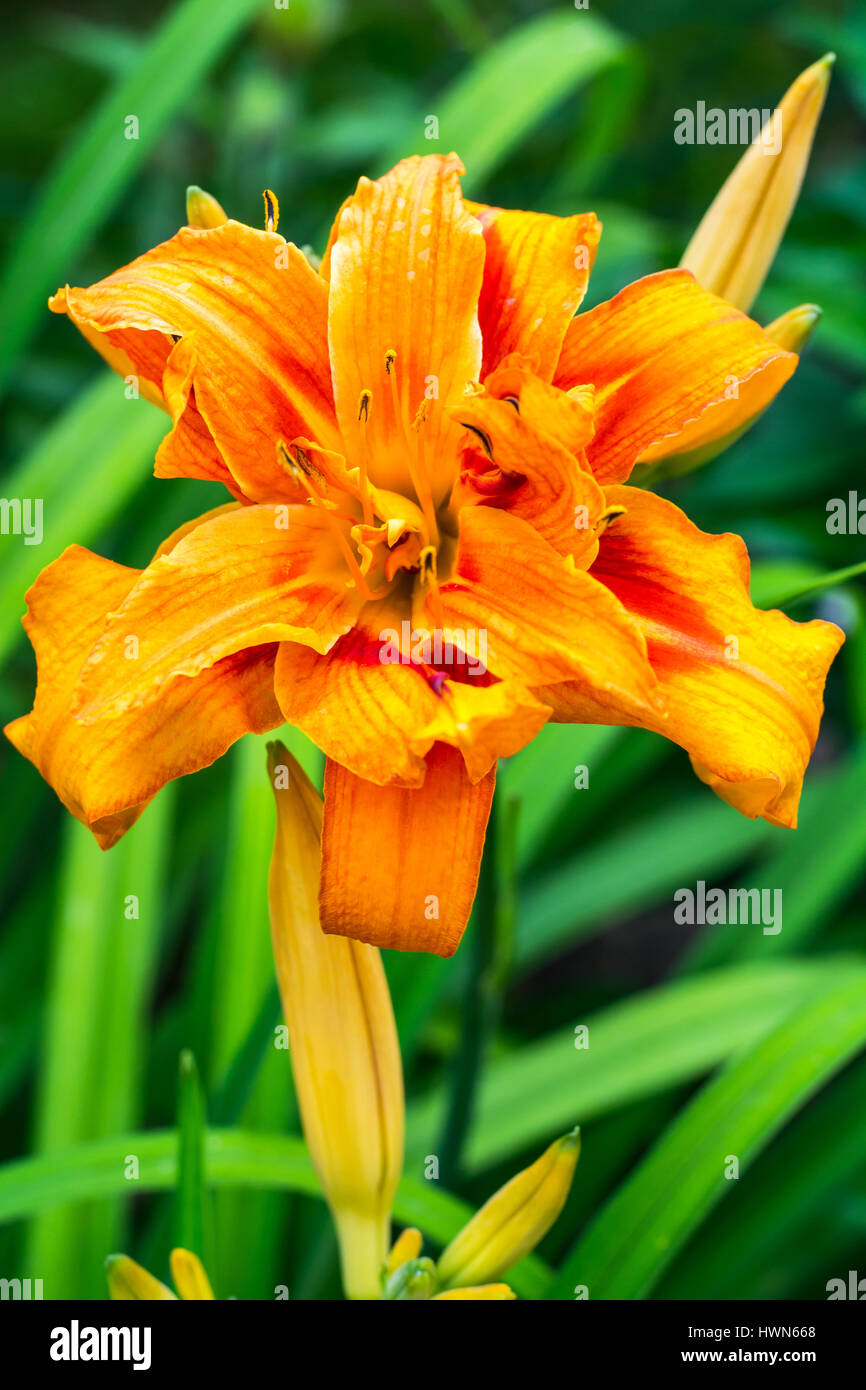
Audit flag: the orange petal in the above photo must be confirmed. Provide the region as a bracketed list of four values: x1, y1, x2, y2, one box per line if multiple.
[327, 154, 484, 505]
[50, 221, 339, 502]
[276, 597, 549, 786]
[413, 678, 551, 782]
[152, 501, 241, 557]
[320, 745, 495, 955]
[73, 505, 362, 722]
[451, 361, 605, 561]
[553, 269, 797, 484]
[435, 505, 658, 721]
[5, 547, 281, 847]
[319, 194, 353, 284]
[543, 487, 843, 827]
[275, 599, 440, 788]
[468, 203, 600, 379]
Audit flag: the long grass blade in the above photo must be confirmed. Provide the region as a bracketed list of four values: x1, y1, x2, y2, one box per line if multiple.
[548, 967, 866, 1299]
[0, 0, 264, 387]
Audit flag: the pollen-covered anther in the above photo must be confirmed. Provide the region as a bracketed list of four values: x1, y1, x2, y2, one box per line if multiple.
[419, 544, 438, 585]
[263, 189, 280, 234]
[412, 399, 429, 431]
[276, 442, 329, 507]
[358, 389, 372, 423]
[597, 504, 627, 534]
[384, 349, 397, 376]
[460, 421, 493, 459]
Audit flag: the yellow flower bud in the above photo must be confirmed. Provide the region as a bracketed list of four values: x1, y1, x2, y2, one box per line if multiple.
[432, 1284, 517, 1300]
[185, 185, 228, 229]
[169, 1248, 215, 1300]
[384, 1257, 438, 1300]
[436, 1128, 580, 1290]
[105, 1254, 176, 1301]
[267, 743, 404, 1300]
[386, 1226, 423, 1277]
[681, 55, 833, 311]
[763, 302, 822, 351]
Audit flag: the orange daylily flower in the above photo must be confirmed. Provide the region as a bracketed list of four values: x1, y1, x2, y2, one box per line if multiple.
[7, 154, 842, 955]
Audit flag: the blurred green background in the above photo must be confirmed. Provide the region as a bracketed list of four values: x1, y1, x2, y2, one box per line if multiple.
[1, 0, 865, 1300]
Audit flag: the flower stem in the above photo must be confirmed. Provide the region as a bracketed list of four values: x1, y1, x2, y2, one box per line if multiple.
[437, 792, 520, 1183]
[333, 1209, 389, 1301]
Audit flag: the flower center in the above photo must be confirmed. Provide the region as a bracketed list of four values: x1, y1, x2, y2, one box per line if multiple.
[279, 353, 458, 617]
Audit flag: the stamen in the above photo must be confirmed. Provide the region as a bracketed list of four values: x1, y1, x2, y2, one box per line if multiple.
[412, 400, 429, 431]
[278, 441, 322, 498]
[327, 516, 391, 601]
[308, 492, 388, 602]
[263, 189, 280, 234]
[459, 422, 494, 458]
[597, 504, 627, 533]
[356, 390, 374, 524]
[276, 443, 387, 601]
[382, 357, 439, 546]
[419, 544, 446, 629]
[419, 545, 438, 584]
[286, 442, 327, 489]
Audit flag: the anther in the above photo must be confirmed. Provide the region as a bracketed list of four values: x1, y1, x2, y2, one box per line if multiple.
[419, 545, 438, 584]
[459, 422, 494, 458]
[384, 349, 397, 376]
[597, 504, 627, 532]
[282, 441, 326, 487]
[358, 389, 372, 423]
[263, 189, 280, 234]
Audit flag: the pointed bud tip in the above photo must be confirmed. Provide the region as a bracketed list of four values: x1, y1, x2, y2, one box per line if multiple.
[764, 302, 822, 352]
[385, 1256, 437, 1300]
[560, 1125, 581, 1151]
[811, 52, 836, 91]
[169, 1247, 215, 1300]
[185, 185, 228, 229]
[266, 739, 290, 778]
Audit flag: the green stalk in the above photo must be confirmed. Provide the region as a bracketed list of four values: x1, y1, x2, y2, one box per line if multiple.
[438, 791, 519, 1182]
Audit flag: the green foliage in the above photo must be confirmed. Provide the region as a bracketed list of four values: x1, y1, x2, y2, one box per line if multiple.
[1, 0, 864, 1301]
